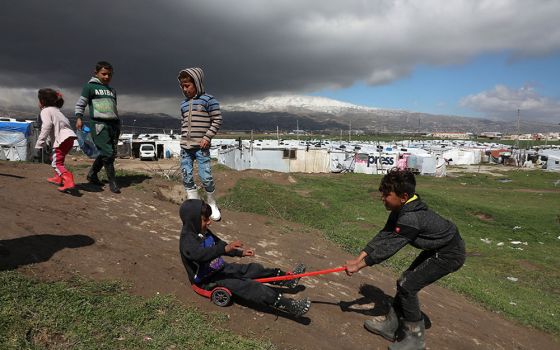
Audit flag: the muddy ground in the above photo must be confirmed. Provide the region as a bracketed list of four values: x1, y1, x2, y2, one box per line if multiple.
[0, 158, 558, 350]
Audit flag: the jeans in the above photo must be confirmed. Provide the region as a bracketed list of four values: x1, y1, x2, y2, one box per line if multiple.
[180, 148, 215, 192]
[393, 236, 466, 322]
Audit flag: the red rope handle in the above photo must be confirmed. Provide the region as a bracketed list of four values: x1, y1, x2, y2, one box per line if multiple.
[255, 266, 347, 283]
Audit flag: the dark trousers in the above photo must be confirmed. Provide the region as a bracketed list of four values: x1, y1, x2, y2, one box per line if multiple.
[204, 263, 280, 306]
[394, 236, 466, 322]
[91, 119, 120, 158]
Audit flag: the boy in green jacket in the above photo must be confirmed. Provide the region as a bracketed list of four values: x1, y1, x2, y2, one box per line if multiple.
[75, 61, 121, 193]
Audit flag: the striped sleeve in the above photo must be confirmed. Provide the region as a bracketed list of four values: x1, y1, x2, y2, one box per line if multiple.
[204, 96, 222, 142]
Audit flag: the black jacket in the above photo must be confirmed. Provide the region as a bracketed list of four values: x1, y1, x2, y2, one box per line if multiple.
[179, 199, 242, 284]
[363, 195, 461, 266]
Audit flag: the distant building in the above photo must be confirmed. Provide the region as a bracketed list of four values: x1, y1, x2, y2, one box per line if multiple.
[431, 132, 470, 139]
[479, 132, 503, 139]
[351, 129, 365, 136]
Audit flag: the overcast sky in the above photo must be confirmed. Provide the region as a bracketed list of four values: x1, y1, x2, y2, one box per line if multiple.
[1, 0, 559, 122]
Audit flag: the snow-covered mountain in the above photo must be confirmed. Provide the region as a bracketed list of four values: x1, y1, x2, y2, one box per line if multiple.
[222, 95, 379, 114]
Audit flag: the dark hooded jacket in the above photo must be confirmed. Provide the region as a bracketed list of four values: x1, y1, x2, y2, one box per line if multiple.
[179, 199, 242, 284]
[363, 195, 462, 266]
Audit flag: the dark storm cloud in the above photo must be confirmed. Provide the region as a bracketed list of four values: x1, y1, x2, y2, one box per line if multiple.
[1, 0, 560, 115]
[1, 0, 362, 101]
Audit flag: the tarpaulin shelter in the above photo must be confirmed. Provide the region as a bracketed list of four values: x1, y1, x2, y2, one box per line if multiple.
[488, 148, 511, 164]
[0, 119, 37, 161]
[540, 149, 560, 172]
[218, 146, 332, 173]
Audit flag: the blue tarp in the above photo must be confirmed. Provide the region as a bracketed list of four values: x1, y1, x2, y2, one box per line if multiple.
[0, 121, 32, 136]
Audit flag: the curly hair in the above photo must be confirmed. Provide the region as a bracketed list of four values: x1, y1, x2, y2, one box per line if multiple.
[378, 169, 416, 197]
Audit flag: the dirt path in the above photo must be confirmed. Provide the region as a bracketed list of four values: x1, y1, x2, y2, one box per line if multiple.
[1, 159, 558, 350]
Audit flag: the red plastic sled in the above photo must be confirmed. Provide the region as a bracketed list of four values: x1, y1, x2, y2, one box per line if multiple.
[191, 266, 347, 307]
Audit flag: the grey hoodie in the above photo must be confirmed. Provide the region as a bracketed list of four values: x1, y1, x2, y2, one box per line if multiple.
[177, 67, 222, 149]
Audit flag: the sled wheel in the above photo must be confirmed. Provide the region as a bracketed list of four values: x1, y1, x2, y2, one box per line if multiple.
[211, 288, 232, 307]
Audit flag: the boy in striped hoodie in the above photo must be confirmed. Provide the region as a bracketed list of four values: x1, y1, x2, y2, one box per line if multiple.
[177, 67, 223, 221]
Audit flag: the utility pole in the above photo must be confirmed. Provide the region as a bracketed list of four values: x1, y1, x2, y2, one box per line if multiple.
[515, 108, 521, 167]
[348, 120, 351, 143]
[517, 108, 521, 136]
[515, 109, 521, 149]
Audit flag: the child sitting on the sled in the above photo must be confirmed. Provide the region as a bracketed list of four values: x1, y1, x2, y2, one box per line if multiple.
[179, 199, 311, 317]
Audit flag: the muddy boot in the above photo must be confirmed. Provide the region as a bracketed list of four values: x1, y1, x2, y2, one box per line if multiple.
[389, 320, 425, 350]
[205, 190, 221, 221]
[57, 172, 76, 192]
[272, 263, 306, 288]
[104, 159, 120, 194]
[87, 156, 104, 186]
[186, 187, 200, 200]
[47, 171, 62, 186]
[364, 306, 399, 341]
[271, 294, 311, 318]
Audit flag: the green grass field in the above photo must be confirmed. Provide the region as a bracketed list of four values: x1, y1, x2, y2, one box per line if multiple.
[2, 162, 558, 348]
[0, 271, 274, 350]
[220, 167, 560, 335]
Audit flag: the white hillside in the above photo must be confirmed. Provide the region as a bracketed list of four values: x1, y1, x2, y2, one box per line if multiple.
[222, 95, 378, 114]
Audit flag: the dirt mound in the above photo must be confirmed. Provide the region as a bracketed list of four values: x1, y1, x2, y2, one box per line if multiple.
[1, 159, 558, 350]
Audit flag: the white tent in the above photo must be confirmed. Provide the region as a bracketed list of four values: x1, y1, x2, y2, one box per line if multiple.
[329, 150, 354, 173]
[218, 147, 332, 173]
[418, 155, 437, 175]
[0, 119, 37, 161]
[536, 149, 560, 172]
[441, 148, 482, 165]
[545, 154, 560, 172]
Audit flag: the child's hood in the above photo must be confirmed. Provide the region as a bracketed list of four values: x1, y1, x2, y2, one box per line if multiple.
[89, 77, 106, 86]
[177, 67, 205, 98]
[179, 199, 203, 236]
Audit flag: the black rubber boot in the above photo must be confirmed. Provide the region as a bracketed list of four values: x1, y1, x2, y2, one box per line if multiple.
[389, 320, 426, 350]
[87, 156, 104, 186]
[271, 293, 311, 317]
[272, 263, 306, 288]
[364, 307, 399, 341]
[103, 158, 120, 194]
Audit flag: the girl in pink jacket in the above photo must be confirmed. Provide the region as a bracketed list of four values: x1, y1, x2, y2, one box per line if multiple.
[35, 88, 77, 192]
